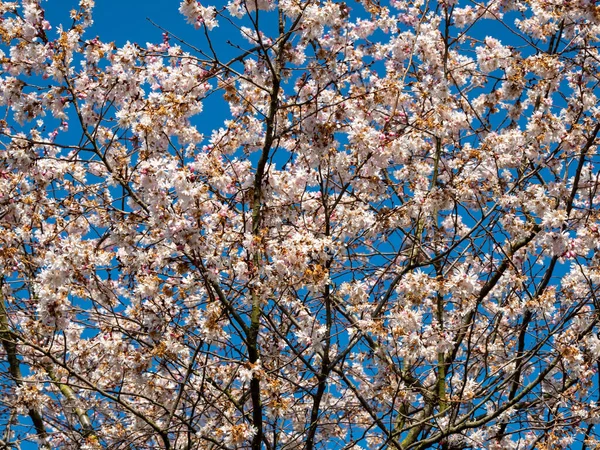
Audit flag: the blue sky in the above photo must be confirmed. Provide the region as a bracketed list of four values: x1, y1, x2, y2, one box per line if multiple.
[48, 0, 194, 46]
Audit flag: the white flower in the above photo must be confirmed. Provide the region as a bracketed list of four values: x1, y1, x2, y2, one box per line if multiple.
[179, 0, 218, 30]
[221, 423, 257, 446]
[541, 208, 567, 228]
[476, 37, 512, 73]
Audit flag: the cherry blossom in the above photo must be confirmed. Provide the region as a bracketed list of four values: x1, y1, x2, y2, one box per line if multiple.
[1, 0, 600, 449]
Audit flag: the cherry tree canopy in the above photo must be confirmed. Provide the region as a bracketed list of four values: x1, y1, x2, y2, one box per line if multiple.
[1, 0, 600, 449]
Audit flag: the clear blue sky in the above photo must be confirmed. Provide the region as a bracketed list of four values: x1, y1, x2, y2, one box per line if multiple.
[48, 0, 197, 46]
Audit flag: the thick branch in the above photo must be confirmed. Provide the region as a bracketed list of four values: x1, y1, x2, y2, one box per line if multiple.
[0, 288, 50, 449]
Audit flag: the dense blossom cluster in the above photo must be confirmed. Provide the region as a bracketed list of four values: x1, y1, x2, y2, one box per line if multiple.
[1, 0, 600, 448]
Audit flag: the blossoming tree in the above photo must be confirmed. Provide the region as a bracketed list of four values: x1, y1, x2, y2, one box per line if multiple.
[1, 0, 600, 448]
